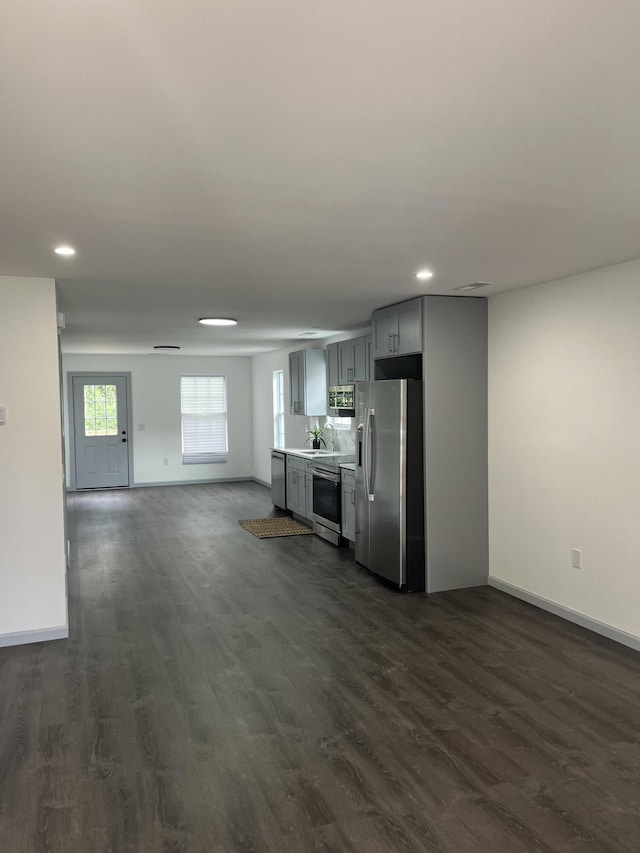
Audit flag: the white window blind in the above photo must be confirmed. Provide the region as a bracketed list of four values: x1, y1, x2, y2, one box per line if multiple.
[181, 375, 228, 464]
[273, 369, 285, 448]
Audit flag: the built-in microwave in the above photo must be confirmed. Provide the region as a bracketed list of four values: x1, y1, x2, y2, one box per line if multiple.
[328, 384, 355, 417]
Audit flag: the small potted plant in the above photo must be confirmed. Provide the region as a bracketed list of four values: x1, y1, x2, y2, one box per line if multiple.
[306, 425, 326, 450]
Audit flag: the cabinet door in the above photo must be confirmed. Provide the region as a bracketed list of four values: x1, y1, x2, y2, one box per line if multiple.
[300, 349, 327, 416]
[396, 299, 422, 355]
[289, 352, 301, 414]
[326, 343, 339, 388]
[342, 482, 355, 542]
[371, 307, 397, 359]
[352, 336, 367, 382]
[364, 335, 372, 381]
[338, 340, 355, 384]
[286, 468, 298, 512]
[305, 471, 313, 520]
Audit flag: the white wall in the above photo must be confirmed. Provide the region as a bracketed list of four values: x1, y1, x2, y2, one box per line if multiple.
[489, 259, 640, 639]
[62, 354, 253, 486]
[0, 277, 67, 642]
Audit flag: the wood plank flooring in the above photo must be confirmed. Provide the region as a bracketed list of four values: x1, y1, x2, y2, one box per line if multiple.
[1, 482, 640, 851]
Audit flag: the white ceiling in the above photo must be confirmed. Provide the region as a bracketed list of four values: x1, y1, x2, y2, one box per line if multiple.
[2, 1, 640, 355]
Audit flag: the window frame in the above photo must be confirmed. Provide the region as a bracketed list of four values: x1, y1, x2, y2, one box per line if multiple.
[180, 374, 229, 465]
[273, 369, 285, 449]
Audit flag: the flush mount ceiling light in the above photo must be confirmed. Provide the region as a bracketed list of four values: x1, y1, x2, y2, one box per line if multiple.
[54, 245, 76, 256]
[153, 345, 181, 351]
[198, 317, 237, 326]
[454, 282, 493, 293]
[415, 269, 433, 280]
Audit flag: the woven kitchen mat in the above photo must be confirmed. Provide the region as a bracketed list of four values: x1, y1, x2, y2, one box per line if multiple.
[239, 517, 315, 539]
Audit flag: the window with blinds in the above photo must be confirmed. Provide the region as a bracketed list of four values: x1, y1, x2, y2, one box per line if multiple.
[180, 375, 228, 464]
[272, 369, 285, 448]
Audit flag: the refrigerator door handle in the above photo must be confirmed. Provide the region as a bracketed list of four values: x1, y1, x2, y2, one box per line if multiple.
[363, 407, 370, 499]
[366, 407, 376, 501]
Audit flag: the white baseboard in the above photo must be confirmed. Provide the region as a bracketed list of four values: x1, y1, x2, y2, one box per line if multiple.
[67, 477, 255, 491]
[253, 477, 270, 488]
[131, 477, 253, 488]
[0, 624, 69, 649]
[488, 576, 640, 653]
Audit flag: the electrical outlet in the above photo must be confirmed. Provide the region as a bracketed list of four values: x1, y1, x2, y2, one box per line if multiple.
[163, 458, 169, 466]
[571, 548, 582, 570]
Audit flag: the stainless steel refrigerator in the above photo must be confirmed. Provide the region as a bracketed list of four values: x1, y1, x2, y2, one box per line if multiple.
[355, 380, 425, 591]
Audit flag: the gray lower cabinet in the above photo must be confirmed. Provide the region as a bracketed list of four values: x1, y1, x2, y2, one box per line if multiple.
[305, 471, 313, 520]
[286, 455, 313, 520]
[372, 297, 422, 358]
[341, 469, 356, 542]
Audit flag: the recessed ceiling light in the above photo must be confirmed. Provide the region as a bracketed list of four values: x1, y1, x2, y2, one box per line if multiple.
[198, 318, 237, 326]
[54, 245, 76, 256]
[415, 269, 433, 280]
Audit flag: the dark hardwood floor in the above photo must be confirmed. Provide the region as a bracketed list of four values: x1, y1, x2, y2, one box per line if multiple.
[1, 482, 640, 851]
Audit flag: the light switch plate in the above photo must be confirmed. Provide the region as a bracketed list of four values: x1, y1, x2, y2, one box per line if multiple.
[0, 406, 6, 425]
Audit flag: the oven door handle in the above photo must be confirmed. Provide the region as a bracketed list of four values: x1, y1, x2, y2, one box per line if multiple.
[313, 470, 340, 483]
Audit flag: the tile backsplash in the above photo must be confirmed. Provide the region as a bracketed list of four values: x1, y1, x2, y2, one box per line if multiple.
[304, 416, 355, 453]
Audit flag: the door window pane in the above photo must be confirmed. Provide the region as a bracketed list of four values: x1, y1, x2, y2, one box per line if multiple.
[83, 385, 118, 436]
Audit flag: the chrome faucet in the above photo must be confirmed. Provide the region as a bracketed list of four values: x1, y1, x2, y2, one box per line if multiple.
[324, 422, 336, 451]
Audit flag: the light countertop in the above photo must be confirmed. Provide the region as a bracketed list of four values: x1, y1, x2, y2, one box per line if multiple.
[272, 447, 355, 463]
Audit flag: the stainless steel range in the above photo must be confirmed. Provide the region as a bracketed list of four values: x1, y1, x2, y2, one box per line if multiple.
[312, 459, 343, 546]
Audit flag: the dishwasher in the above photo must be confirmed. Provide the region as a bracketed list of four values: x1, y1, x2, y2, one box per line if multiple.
[271, 451, 287, 509]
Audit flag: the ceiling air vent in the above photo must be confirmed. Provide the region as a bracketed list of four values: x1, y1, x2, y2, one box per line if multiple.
[454, 282, 493, 293]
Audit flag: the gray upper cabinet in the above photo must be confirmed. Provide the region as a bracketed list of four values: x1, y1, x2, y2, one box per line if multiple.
[337, 335, 370, 384]
[326, 343, 339, 388]
[289, 349, 327, 416]
[372, 297, 422, 358]
[338, 340, 354, 384]
[365, 334, 372, 379]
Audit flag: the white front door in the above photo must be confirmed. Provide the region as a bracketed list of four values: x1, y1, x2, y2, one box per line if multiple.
[72, 375, 130, 489]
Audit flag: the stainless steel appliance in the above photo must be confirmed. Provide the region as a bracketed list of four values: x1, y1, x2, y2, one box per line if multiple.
[271, 450, 286, 509]
[328, 384, 355, 417]
[355, 380, 424, 590]
[312, 460, 343, 546]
